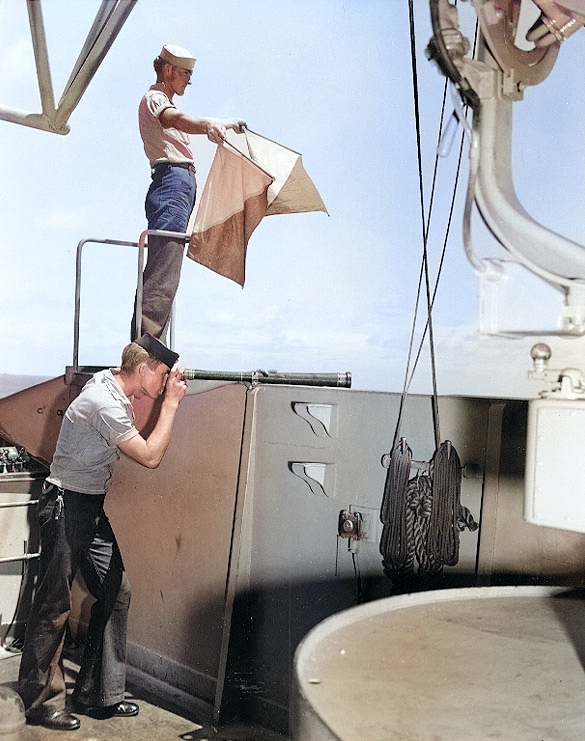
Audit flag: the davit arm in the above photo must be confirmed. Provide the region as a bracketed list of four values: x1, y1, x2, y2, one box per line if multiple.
[428, 0, 585, 331]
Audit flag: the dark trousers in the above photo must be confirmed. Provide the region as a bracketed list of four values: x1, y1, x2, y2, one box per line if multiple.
[131, 162, 197, 340]
[131, 234, 186, 340]
[18, 484, 130, 712]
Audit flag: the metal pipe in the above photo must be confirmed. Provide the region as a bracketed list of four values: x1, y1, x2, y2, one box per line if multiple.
[55, 0, 138, 130]
[62, 0, 121, 93]
[474, 93, 585, 281]
[182, 369, 352, 388]
[135, 231, 147, 341]
[0, 501, 38, 509]
[26, 0, 57, 122]
[0, 553, 40, 565]
[0, 107, 67, 134]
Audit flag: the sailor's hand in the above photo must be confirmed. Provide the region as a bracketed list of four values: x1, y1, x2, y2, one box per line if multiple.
[206, 118, 247, 144]
[227, 118, 247, 134]
[206, 121, 227, 144]
[164, 369, 188, 405]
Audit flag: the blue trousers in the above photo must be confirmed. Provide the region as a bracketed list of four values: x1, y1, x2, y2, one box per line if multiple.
[132, 163, 197, 339]
[18, 483, 130, 712]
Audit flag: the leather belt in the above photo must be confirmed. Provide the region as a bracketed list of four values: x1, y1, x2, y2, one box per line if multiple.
[152, 161, 195, 171]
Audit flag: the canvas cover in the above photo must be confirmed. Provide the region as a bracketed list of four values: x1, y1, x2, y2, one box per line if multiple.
[187, 129, 327, 286]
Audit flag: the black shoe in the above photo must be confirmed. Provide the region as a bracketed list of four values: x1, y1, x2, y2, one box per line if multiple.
[27, 707, 81, 731]
[113, 701, 139, 717]
[71, 699, 139, 719]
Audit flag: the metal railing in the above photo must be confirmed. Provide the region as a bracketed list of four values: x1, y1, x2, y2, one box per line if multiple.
[72, 230, 189, 371]
[0, 498, 40, 564]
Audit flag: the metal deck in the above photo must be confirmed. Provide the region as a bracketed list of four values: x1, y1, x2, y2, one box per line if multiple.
[0, 649, 288, 741]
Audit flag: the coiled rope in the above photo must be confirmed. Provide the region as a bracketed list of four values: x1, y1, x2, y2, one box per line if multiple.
[380, 438, 413, 573]
[380, 439, 477, 576]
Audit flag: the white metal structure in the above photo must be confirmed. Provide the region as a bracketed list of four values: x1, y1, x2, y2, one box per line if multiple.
[430, 0, 585, 337]
[0, 0, 137, 135]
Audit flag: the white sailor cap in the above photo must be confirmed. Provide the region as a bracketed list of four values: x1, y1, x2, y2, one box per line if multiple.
[159, 44, 196, 71]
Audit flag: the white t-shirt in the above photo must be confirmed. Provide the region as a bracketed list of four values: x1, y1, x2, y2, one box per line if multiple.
[139, 84, 194, 166]
[48, 369, 139, 494]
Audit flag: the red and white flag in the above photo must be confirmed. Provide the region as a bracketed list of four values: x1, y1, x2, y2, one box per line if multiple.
[187, 129, 327, 286]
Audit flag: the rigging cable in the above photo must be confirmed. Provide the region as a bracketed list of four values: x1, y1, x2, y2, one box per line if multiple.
[404, 91, 467, 404]
[407, 0, 441, 451]
[398, 0, 483, 423]
[394, 0, 454, 449]
[401, 3, 481, 425]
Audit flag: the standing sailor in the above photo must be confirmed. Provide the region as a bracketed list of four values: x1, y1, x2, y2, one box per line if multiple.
[132, 43, 246, 340]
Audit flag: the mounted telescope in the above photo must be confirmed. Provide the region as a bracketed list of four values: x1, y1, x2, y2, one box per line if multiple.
[65, 366, 351, 389]
[181, 369, 352, 388]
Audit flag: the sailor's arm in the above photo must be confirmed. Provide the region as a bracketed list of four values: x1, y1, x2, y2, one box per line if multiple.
[159, 107, 246, 144]
[118, 371, 187, 469]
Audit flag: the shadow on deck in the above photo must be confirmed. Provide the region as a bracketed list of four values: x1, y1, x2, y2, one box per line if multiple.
[0, 649, 289, 741]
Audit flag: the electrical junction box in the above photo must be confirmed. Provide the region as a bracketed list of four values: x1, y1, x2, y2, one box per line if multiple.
[525, 398, 585, 533]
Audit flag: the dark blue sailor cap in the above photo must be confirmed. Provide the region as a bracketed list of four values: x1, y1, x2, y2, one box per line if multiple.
[134, 333, 179, 370]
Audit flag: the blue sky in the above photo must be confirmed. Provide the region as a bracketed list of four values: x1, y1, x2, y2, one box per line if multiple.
[0, 1, 583, 398]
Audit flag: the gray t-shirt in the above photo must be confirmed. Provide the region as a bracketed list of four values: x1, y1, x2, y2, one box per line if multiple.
[47, 369, 139, 494]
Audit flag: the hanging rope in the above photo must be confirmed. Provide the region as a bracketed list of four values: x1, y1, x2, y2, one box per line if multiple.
[380, 438, 413, 573]
[381, 441, 478, 576]
[428, 441, 462, 567]
[407, 470, 441, 574]
[380, 0, 479, 578]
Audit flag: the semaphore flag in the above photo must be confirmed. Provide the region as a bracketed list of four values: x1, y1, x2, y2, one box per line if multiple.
[187, 129, 327, 286]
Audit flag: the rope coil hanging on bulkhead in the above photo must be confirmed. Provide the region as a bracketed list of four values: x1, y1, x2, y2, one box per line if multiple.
[379, 438, 477, 577]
